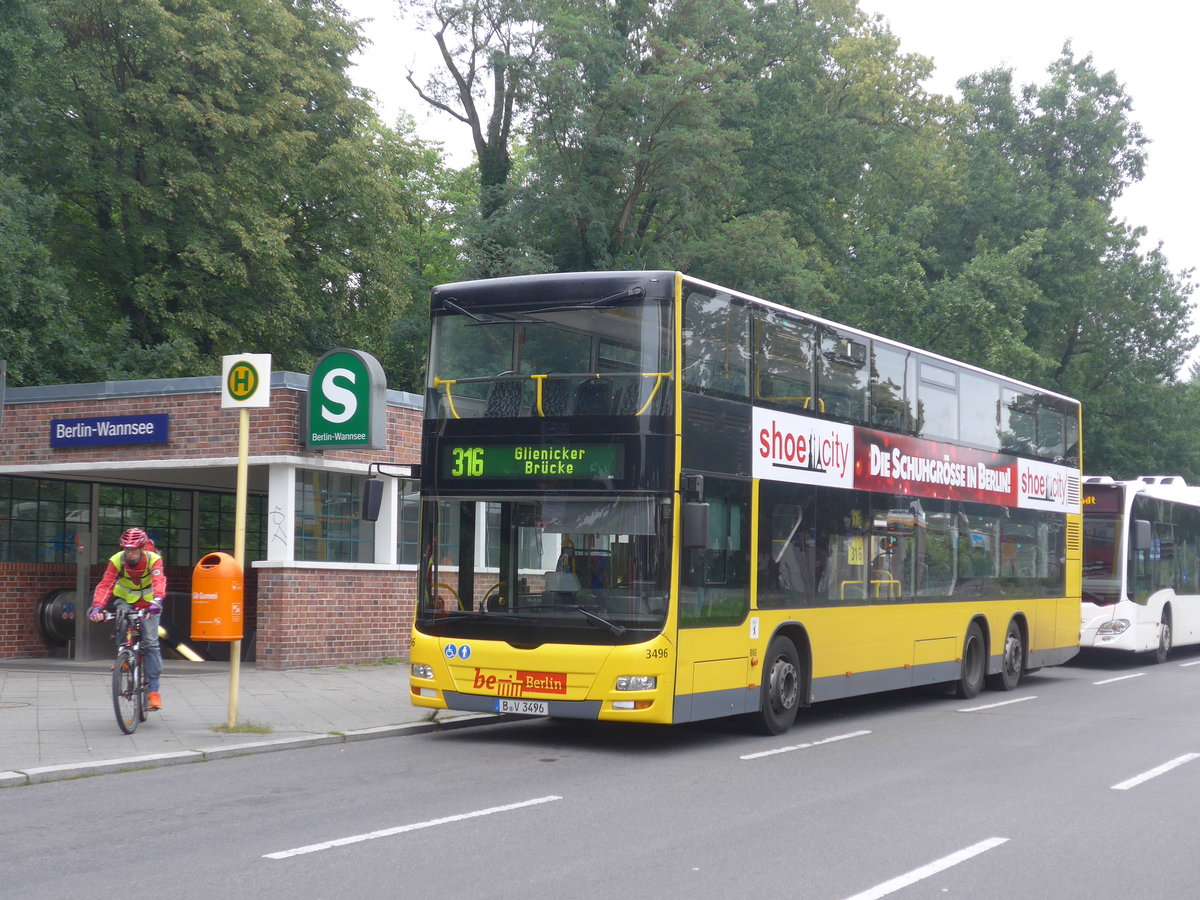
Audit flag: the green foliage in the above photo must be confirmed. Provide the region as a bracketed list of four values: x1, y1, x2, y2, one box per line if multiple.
[403, 0, 1195, 479]
[0, 174, 96, 386]
[1, 0, 453, 388]
[518, 0, 756, 271]
[930, 49, 1195, 474]
[4, 0, 1196, 482]
[399, 0, 538, 227]
[916, 235, 1050, 378]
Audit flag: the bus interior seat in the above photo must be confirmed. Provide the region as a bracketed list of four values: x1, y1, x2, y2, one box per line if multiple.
[825, 397, 856, 420]
[613, 380, 641, 414]
[542, 571, 581, 604]
[872, 404, 902, 430]
[574, 378, 613, 415]
[484, 373, 523, 417]
[541, 378, 571, 416]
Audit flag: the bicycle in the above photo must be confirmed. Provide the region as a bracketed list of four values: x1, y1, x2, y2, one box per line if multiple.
[106, 607, 150, 734]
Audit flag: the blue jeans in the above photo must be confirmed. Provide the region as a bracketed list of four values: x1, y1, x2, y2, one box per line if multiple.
[140, 613, 162, 693]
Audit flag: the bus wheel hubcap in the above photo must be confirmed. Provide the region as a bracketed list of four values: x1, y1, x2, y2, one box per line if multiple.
[770, 658, 798, 713]
[1005, 634, 1021, 677]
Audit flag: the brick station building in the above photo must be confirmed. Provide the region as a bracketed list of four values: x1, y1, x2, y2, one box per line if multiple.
[0, 371, 423, 669]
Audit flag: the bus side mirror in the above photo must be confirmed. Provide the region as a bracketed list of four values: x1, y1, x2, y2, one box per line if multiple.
[683, 502, 710, 549]
[361, 478, 384, 522]
[1133, 518, 1152, 551]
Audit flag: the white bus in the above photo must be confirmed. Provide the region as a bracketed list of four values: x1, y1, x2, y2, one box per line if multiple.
[1082, 475, 1200, 662]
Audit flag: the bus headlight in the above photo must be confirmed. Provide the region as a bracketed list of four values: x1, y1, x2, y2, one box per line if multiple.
[411, 663, 434, 679]
[616, 676, 657, 691]
[1097, 619, 1131, 635]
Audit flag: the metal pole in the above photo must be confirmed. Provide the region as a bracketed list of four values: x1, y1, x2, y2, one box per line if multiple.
[228, 406, 248, 728]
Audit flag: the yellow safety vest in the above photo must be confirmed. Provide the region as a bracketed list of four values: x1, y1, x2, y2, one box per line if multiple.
[109, 550, 163, 605]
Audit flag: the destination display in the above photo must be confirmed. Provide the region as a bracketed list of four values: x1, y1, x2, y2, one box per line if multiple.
[440, 443, 624, 481]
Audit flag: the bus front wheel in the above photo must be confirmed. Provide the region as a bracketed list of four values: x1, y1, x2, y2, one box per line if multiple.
[955, 623, 985, 699]
[1153, 608, 1172, 664]
[986, 619, 1024, 692]
[755, 637, 801, 735]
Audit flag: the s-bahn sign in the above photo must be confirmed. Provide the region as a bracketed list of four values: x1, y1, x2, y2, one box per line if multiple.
[306, 349, 387, 449]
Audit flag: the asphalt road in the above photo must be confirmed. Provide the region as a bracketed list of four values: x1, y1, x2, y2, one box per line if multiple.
[5, 647, 1200, 900]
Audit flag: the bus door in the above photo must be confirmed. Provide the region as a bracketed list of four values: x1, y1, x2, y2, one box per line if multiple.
[674, 477, 756, 722]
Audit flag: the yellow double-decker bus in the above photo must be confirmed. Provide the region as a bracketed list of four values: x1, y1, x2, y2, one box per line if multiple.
[409, 271, 1081, 733]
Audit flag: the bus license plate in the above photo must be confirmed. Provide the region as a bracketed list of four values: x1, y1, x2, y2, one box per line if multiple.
[496, 698, 548, 715]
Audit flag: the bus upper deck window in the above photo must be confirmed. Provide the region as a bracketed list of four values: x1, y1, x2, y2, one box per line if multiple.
[818, 329, 868, 423]
[683, 291, 749, 398]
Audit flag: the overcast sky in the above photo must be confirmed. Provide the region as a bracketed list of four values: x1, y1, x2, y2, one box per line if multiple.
[342, 0, 1198, 343]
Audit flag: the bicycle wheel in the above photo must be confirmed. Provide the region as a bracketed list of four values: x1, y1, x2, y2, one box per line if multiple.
[136, 652, 148, 722]
[112, 650, 139, 734]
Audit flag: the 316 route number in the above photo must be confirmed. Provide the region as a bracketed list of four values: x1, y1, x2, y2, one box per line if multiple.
[451, 446, 485, 477]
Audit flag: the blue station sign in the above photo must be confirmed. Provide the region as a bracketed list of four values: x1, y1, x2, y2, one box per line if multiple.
[51, 414, 169, 448]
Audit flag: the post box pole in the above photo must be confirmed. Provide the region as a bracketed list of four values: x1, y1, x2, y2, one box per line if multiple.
[228, 406, 248, 729]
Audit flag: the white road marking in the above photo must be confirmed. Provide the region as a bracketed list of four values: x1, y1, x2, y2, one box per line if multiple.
[1093, 672, 1146, 685]
[740, 729, 871, 760]
[263, 795, 563, 859]
[843, 837, 1009, 900]
[1178, 660, 1200, 668]
[1111, 754, 1200, 791]
[957, 695, 1038, 712]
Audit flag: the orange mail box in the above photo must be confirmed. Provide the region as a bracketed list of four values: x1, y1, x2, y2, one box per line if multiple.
[191, 552, 244, 642]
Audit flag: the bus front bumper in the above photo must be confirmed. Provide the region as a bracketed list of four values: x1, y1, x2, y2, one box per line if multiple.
[1081, 610, 1153, 653]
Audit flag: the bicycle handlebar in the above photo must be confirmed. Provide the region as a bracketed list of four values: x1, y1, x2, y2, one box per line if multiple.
[103, 607, 148, 622]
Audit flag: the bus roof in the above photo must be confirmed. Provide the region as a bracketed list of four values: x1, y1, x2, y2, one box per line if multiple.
[431, 269, 1079, 408]
[431, 270, 678, 309]
[679, 272, 1080, 408]
[1085, 475, 1200, 507]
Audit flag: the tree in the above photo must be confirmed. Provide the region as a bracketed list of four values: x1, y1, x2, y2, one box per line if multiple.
[0, 174, 96, 386]
[375, 113, 474, 391]
[515, 0, 755, 271]
[5, 0, 423, 382]
[0, 1, 87, 384]
[933, 50, 1195, 475]
[400, 0, 538, 224]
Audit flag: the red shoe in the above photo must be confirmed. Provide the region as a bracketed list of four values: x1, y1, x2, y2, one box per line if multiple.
[147, 691, 163, 710]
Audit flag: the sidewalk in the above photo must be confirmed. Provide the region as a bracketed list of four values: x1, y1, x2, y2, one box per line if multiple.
[0, 657, 493, 787]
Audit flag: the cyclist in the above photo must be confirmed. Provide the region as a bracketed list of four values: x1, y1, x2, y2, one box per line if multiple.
[88, 528, 166, 710]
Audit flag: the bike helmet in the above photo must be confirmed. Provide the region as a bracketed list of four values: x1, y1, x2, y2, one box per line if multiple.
[119, 528, 149, 549]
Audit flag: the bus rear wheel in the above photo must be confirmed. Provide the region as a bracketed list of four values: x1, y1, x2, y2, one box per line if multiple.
[986, 619, 1024, 691]
[955, 623, 985, 699]
[755, 637, 801, 735]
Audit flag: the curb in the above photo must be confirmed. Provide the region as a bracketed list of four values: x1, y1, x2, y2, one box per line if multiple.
[0, 712, 497, 788]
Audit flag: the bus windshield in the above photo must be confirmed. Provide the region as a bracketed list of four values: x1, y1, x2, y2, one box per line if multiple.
[418, 495, 671, 644]
[426, 298, 673, 420]
[1082, 485, 1122, 605]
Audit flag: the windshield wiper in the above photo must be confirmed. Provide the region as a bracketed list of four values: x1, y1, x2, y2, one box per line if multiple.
[428, 609, 489, 621]
[430, 609, 533, 624]
[538, 286, 646, 314]
[441, 297, 534, 325]
[440, 297, 486, 322]
[435, 604, 626, 636]
[570, 605, 626, 636]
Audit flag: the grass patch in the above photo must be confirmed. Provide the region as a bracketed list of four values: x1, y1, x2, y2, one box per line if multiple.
[354, 656, 404, 668]
[211, 721, 273, 734]
[325, 658, 408, 671]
